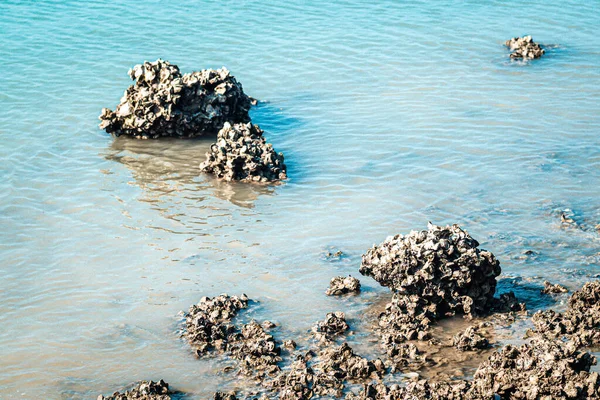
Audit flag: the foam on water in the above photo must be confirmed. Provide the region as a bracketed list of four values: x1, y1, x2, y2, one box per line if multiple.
[1, 0, 599, 398]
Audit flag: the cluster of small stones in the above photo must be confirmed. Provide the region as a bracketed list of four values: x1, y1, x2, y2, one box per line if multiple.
[268, 343, 385, 399]
[505, 35, 545, 59]
[200, 122, 287, 182]
[99, 60, 253, 139]
[184, 294, 249, 355]
[326, 276, 361, 296]
[312, 312, 349, 344]
[228, 320, 282, 378]
[98, 380, 171, 400]
[530, 280, 600, 347]
[452, 325, 490, 351]
[541, 280, 569, 294]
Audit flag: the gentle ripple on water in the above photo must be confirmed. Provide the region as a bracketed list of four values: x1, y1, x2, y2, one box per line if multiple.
[1, 0, 600, 398]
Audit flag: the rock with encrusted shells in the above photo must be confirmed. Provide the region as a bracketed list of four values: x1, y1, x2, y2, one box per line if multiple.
[505, 35, 545, 59]
[326, 276, 361, 296]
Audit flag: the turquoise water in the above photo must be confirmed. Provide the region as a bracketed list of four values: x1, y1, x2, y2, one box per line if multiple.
[1, 0, 600, 398]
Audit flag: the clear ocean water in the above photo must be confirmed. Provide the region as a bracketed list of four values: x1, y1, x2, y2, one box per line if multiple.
[1, 0, 599, 398]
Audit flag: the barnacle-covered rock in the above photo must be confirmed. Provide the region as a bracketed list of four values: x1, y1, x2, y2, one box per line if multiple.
[360, 223, 501, 318]
[184, 294, 249, 355]
[346, 380, 471, 400]
[213, 392, 238, 400]
[319, 343, 385, 381]
[200, 122, 287, 182]
[452, 325, 490, 351]
[530, 281, 600, 346]
[505, 35, 545, 59]
[228, 321, 282, 378]
[541, 280, 569, 294]
[98, 380, 171, 400]
[312, 312, 349, 344]
[268, 358, 344, 400]
[99, 60, 253, 138]
[326, 276, 361, 296]
[469, 338, 600, 399]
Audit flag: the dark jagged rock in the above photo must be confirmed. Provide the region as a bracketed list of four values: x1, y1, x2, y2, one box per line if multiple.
[269, 358, 343, 400]
[319, 343, 385, 381]
[541, 280, 569, 294]
[505, 35, 545, 59]
[99, 60, 253, 138]
[214, 392, 238, 400]
[200, 122, 287, 182]
[228, 321, 282, 378]
[530, 281, 600, 346]
[491, 291, 527, 313]
[452, 325, 490, 351]
[312, 312, 349, 344]
[98, 380, 171, 400]
[470, 338, 600, 399]
[326, 276, 361, 296]
[346, 380, 471, 400]
[378, 294, 432, 356]
[283, 340, 297, 351]
[184, 294, 249, 355]
[360, 223, 501, 318]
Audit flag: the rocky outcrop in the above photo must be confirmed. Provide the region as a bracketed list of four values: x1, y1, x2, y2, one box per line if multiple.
[228, 321, 282, 378]
[184, 294, 249, 355]
[200, 122, 287, 182]
[326, 276, 361, 296]
[541, 280, 569, 294]
[505, 36, 545, 59]
[98, 380, 171, 400]
[360, 223, 501, 318]
[312, 312, 349, 344]
[99, 60, 253, 139]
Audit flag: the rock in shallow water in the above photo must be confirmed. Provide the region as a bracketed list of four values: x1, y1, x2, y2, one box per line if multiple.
[452, 325, 490, 351]
[99, 59, 253, 139]
[541, 280, 569, 294]
[200, 122, 287, 182]
[360, 223, 501, 318]
[312, 312, 349, 344]
[326, 276, 361, 296]
[98, 380, 171, 400]
[505, 35, 545, 59]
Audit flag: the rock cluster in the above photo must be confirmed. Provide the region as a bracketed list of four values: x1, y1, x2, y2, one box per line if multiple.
[98, 380, 171, 400]
[228, 321, 282, 378]
[452, 325, 490, 351]
[184, 294, 249, 355]
[319, 343, 385, 381]
[505, 35, 545, 59]
[530, 280, 600, 346]
[312, 312, 349, 344]
[347, 380, 470, 400]
[269, 357, 344, 399]
[541, 280, 569, 294]
[326, 276, 361, 296]
[470, 338, 599, 399]
[360, 223, 501, 318]
[99, 60, 253, 139]
[200, 122, 287, 182]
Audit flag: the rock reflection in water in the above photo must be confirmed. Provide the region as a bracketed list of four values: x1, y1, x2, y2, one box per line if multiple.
[104, 137, 275, 208]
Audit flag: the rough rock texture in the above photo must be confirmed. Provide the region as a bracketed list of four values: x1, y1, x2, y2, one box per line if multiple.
[184, 294, 249, 355]
[531, 281, 600, 346]
[200, 122, 287, 182]
[228, 321, 282, 378]
[98, 380, 171, 400]
[470, 338, 600, 399]
[505, 35, 545, 59]
[360, 223, 501, 318]
[99, 60, 252, 138]
[492, 291, 527, 313]
[312, 312, 349, 344]
[346, 380, 471, 400]
[378, 294, 432, 357]
[269, 358, 344, 400]
[319, 343, 385, 381]
[326, 276, 361, 296]
[541, 280, 569, 294]
[213, 393, 237, 400]
[452, 325, 490, 351]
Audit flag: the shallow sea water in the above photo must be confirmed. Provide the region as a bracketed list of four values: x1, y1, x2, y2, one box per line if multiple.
[1, 0, 600, 398]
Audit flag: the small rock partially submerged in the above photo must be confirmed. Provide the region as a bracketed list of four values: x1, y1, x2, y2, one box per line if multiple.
[98, 380, 171, 400]
[99, 60, 253, 138]
[319, 342, 385, 381]
[326, 276, 361, 296]
[541, 280, 569, 294]
[184, 294, 249, 355]
[312, 312, 349, 344]
[452, 325, 490, 351]
[360, 223, 501, 318]
[505, 35, 545, 59]
[200, 122, 287, 182]
[531, 280, 600, 346]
